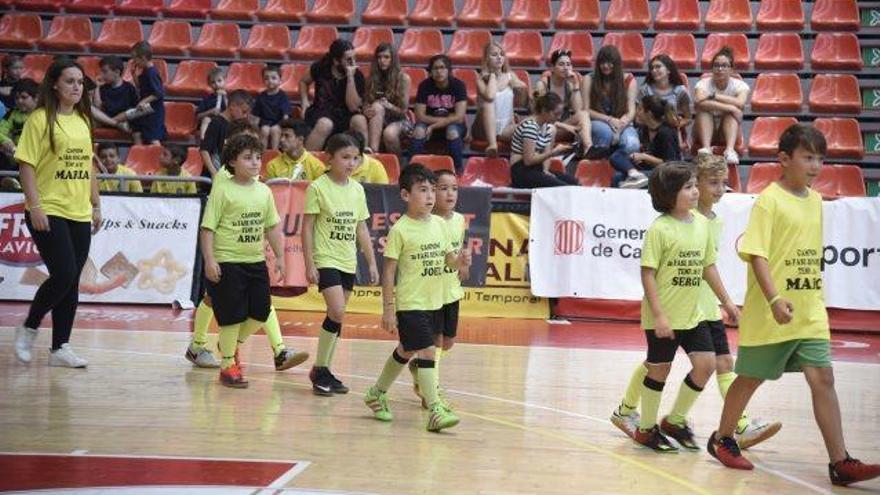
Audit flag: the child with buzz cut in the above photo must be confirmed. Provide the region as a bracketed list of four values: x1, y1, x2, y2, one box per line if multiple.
[364, 164, 469, 432]
[708, 124, 880, 486]
[253, 66, 291, 151]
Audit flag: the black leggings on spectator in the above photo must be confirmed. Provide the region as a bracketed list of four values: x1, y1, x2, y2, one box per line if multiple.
[24, 214, 91, 350]
[510, 161, 578, 188]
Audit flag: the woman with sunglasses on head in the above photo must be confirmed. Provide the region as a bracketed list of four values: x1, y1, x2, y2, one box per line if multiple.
[582, 46, 639, 160]
[640, 54, 692, 150]
[471, 41, 528, 157]
[692, 47, 749, 165]
[533, 49, 592, 153]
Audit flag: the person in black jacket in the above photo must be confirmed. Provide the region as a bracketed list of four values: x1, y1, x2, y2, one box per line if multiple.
[613, 94, 682, 189]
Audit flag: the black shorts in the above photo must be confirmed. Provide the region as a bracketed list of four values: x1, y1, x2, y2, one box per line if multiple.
[318, 268, 355, 292]
[205, 262, 271, 326]
[305, 106, 354, 134]
[433, 301, 460, 338]
[644, 322, 715, 364]
[396, 310, 442, 352]
[706, 319, 731, 356]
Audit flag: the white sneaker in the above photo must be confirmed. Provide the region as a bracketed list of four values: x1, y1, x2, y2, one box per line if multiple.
[697, 147, 713, 156]
[735, 417, 782, 450]
[620, 172, 649, 189]
[14, 325, 38, 363]
[723, 148, 740, 165]
[49, 344, 88, 368]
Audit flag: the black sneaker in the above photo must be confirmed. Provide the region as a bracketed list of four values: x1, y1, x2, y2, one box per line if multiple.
[661, 417, 700, 451]
[633, 425, 679, 453]
[274, 348, 309, 371]
[310, 366, 334, 396]
[327, 369, 349, 394]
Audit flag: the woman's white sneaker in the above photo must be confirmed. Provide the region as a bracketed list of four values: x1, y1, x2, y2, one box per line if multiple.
[49, 344, 88, 368]
[14, 325, 38, 363]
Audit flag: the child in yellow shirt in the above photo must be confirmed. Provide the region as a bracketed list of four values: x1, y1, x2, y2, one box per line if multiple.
[97, 143, 142, 193]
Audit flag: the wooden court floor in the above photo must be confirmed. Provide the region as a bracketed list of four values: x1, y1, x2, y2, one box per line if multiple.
[1, 304, 879, 494]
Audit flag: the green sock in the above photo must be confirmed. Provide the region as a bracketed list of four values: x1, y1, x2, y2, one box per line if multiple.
[417, 361, 439, 407]
[620, 362, 648, 415]
[638, 378, 664, 430]
[435, 348, 443, 378]
[328, 330, 341, 364]
[315, 328, 337, 367]
[666, 375, 704, 426]
[218, 323, 241, 369]
[376, 350, 407, 392]
[191, 300, 214, 349]
[263, 307, 286, 355]
[718, 372, 752, 431]
[237, 318, 263, 344]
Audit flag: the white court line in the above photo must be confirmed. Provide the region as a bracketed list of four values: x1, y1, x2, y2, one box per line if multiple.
[753, 464, 835, 495]
[264, 461, 312, 491]
[69, 450, 88, 456]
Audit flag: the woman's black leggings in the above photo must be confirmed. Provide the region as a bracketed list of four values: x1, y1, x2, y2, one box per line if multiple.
[24, 214, 91, 350]
[510, 161, 579, 188]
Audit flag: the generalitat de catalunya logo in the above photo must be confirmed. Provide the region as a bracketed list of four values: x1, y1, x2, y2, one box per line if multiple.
[554, 219, 585, 255]
[0, 202, 42, 266]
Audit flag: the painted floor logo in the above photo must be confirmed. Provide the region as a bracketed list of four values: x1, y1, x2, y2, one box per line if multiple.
[554, 220, 585, 255]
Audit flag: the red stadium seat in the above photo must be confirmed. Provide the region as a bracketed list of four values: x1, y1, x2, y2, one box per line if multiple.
[555, 0, 600, 30]
[66, 0, 114, 14]
[190, 23, 240, 58]
[809, 74, 861, 114]
[513, 69, 531, 97]
[182, 147, 204, 177]
[756, 0, 804, 30]
[255, 0, 305, 23]
[279, 63, 311, 100]
[15, 0, 66, 12]
[811, 0, 859, 31]
[402, 67, 427, 103]
[148, 21, 192, 57]
[650, 33, 697, 70]
[38, 15, 92, 52]
[361, 0, 407, 25]
[502, 31, 544, 67]
[457, 0, 503, 28]
[212, 0, 258, 20]
[705, 0, 752, 30]
[240, 24, 290, 60]
[226, 62, 266, 93]
[126, 145, 164, 176]
[750, 73, 803, 113]
[460, 157, 511, 187]
[701, 33, 750, 70]
[114, 0, 164, 16]
[90, 18, 143, 54]
[654, 0, 700, 30]
[0, 14, 42, 49]
[746, 163, 781, 193]
[813, 118, 864, 159]
[289, 26, 339, 61]
[835, 164, 866, 197]
[506, 0, 551, 29]
[447, 30, 492, 66]
[398, 28, 444, 64]
[411, 154, 454, 172]
[549, 32, 595, 68]
[305, 0, 354, 24]
[373, 153, 401, 183]
[727, 163, 742, 192]
[575, 160, 614, 187]
[167, 60, 218, 97]
[602, 33, 646, 69]
[748, 117, 799, 157]
[163, 0, 211, 19]
[754, 33, 804, 70]
[259, 149, 280, 178]
[313, 151, 330, 164]
[452, 68, 478, 105]
[408, 0, 454, 26]
[165, 102, 196, 141]
[810, 165, 840, 199]
[352, 27, 394, 60]
[604, 0, 650, 30]
[75, 56, 100, 82]
[811, 33, 862, 71]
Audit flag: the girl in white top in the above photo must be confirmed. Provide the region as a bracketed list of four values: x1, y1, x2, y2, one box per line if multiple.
[693, 46, 750, 165]
[471, 42, 528, 157]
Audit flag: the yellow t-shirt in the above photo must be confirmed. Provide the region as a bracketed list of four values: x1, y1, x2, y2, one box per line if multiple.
[385, 214, 452, 311]
[441, 212, 466, 305]
[151, 168, 198, 195]
[14, 108, 93, 222]
[305, 174, 369, 274]
[201, 178, 280, 263]
[640, 212, 716, 331]
[351, 155, 389, 184]
[264, 150, 326, 181]
[99, 165, 143, 193]
[696, 211, 723, 322]
[737, 182, 829, 346]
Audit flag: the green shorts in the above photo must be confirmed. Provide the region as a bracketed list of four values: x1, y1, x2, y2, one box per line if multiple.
[735, 339, 831, 380]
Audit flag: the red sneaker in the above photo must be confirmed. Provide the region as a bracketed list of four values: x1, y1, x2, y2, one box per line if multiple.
[830, 455, 880, 486]
[633, 425, 678, 453]
[219, 364, 248, 388]
[707, 432, 753, 470]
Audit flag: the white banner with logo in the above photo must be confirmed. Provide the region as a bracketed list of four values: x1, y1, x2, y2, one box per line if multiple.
[0, 193, 200, 304]
[529, 187, 880, 311]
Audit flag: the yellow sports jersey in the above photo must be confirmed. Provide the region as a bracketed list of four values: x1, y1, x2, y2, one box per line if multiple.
[441, 212, 466, 304]
[201, 179, 280, 263]
[14, 108, 93, 222]
[351, 155, 389, 184]
[640, 212, 716, 331]
[264, 150, 326, 181]
[305, 174, 369, 274]
[151, 168, 198, 195]
[385, 214, 452, 311]
[99, 164, 143, 193]
[737, 182, 829, 346]
[697, 212, 723, 322]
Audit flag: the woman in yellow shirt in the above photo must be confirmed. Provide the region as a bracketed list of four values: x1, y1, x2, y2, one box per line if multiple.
[13, 59, 101, 369]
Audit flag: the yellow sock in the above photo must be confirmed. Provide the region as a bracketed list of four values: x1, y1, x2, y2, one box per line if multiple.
[666, 375, 704, 426]
[218, 323, 241, 369]
[718, 372, 752, 431]
[639, 378, 664, 430]
[263, 307, 285, 355]
[237, 318, 263, 344]
[620, 362, 648, 415]
[191, 300, 214, 349]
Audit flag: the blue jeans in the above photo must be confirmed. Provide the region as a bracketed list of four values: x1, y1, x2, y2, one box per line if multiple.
[410, 122, 466, 173]
[592, 121, 641, 186]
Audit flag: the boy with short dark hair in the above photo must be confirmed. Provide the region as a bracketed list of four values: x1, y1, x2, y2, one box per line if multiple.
[253, 65, 291, 151]
[200, 90, 254, 178]
[152, 144, 196, 195]
[264, 118, 325, 181]
[197, 67, 228, 139]
[95, 55, 138, 133]
[97, 143, 143, 193]
[130, 41, 166, 145]
[0, 78, 39, 190]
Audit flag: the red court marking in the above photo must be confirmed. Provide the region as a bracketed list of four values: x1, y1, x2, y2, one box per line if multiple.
[0, 454, 298, 492]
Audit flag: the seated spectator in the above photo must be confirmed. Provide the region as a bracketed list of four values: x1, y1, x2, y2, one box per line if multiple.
[196, 67, 227, 139]
[152, 144, 197, 195]
[583, 46, 639, 160]
[411, 55, 468, 173]
[264, 119, 326, 181]
[534, 49, 591, 154]
[253, 65, 292, 150]
[92, 55, 138, 134]
[0, 55, 23, 110]
[346, 130, 389, 184]
[363, 42, 410, 155]
[471, 41, 528, 157]
[509, 93, 578, 189]
[0, 78, 38, 190]
[640, 54, 691, 150]
[96, 143, 143, 193]
[200, 90, 254, 178]
[130, 41, 166, 145]
[693, 47, 749, 165]
[612, 95, 682, 189]
[300, 39, 367, 151]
